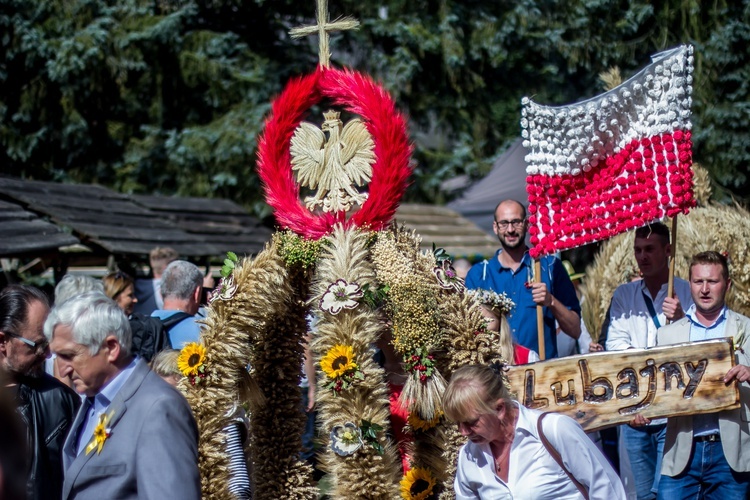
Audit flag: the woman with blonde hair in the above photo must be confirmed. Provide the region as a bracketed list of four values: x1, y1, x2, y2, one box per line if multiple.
[102, 271, 138, 317]
[443, 364, 624, 499]
[469, 289, 539, 365]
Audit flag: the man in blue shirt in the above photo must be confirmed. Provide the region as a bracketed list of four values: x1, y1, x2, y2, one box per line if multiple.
[151, 260, 204, 348]
[465, 199, 581, 359]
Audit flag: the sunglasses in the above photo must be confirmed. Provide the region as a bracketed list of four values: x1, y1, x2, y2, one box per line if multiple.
[5, 331, 49, 356]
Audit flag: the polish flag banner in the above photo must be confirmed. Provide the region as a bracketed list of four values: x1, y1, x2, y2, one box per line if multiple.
[521, 45, 696, 258]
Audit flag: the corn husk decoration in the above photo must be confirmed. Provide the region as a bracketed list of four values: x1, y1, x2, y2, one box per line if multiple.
[370, 226, 447, 422]
[244, 233, 319, 500]
[311, 226, 402, 499]
[182, 237, 315, 499]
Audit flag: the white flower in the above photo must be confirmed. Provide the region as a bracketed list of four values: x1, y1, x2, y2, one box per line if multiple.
[210, 275, 238, 303]
[330, 422, 363, 456]
[319, 279, 363, 315]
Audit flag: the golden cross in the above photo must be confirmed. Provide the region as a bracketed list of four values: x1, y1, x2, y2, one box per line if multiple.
[289, 0, 359, 68]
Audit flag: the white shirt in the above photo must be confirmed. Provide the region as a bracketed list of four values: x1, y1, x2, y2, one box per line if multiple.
[454, 403, 626, 499]
[606, 278, 692, 351]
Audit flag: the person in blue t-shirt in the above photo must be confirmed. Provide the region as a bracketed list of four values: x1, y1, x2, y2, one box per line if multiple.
[465, 199, 581, 359]
[151, 260, 204, 348]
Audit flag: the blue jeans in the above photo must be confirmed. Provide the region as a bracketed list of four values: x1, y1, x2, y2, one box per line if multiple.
[622, 423, 666, 500]
[300, 387, 317, 462]
[658, 440, 750, 499]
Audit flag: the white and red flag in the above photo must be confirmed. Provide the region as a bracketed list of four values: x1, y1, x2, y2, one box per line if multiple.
[521, 45, 695, 258]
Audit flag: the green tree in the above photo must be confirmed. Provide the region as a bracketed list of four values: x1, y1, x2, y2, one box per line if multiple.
[1, 0, 748, 214]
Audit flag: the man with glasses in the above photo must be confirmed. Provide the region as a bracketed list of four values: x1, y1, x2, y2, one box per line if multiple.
[0, 285, 80, 500]
[465, 199, 581, 359]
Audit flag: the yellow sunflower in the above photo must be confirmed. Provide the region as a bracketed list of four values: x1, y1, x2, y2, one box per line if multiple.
[177, 342, 206, 377]
[400, 467, 436, 500]
[321, 345, 357, 379]
[408, 410, 442, 432]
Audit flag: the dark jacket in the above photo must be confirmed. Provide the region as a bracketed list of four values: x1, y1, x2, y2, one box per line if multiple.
[14, 373, 80, 500]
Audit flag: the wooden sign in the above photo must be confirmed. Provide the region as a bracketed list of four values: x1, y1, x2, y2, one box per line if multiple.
[506, 338, 740, 432]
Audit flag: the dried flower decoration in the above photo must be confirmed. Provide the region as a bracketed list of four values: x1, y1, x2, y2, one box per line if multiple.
[433, 260, 464, 292]
[321, 345, 365, 393]
[278, 230, 321, 268]
[404, 347, 438, 383]
[467, 288, 515, 316]
[330, 422, 363, 456]
[400, 467, 437, 500]
[211, 275, 238, 303]
[407, 410, 442, 432]
[320, 279, 364, 315]
[178, 342, 208, 385]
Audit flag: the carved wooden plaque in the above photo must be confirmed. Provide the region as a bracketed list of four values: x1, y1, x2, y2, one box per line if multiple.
[506, 338, 740, 432]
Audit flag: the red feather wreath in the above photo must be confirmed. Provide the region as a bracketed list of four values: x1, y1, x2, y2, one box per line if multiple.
[257, 66, 412, 239]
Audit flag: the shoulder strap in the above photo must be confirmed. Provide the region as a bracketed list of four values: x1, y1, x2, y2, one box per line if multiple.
[641, 289, 662, 329]
[162, 312, 192, 331]
[536, 413, 589, 500]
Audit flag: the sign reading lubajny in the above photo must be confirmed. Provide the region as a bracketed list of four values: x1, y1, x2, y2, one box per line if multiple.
[506, 338, 739, 432]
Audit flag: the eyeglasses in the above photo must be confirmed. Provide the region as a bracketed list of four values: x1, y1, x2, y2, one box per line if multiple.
[5, 332, 49, 356]
[494, 219, 526, 229]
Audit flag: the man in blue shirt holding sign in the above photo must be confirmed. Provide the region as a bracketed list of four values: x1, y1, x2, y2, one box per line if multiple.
[465, 199, 581, 360]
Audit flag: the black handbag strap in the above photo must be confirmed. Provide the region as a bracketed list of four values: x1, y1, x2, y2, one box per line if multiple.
[536, 413, 590, 500]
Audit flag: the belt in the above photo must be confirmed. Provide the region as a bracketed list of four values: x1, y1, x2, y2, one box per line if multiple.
[694, 434, 721, 442]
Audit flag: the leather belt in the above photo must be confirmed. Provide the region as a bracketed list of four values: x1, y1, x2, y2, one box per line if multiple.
[694, 434, 720, 442]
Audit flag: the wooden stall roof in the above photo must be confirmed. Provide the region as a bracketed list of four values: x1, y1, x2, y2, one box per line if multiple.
[394, 203, 498, 259]
[0, 178, 222, 258]
[0, 198, 80, 257]
[130, 194, 272, 256]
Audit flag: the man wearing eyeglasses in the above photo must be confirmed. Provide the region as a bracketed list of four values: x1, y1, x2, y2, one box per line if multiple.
[0, 285, 80, 500]
[465, 199, 581, 359]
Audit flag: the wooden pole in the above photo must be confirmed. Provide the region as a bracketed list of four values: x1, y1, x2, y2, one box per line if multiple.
[535, 259, 545, 360]
[666, 215, 678, 324]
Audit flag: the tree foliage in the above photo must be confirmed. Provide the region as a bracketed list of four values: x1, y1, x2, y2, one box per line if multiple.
[1, 0, 748, 217]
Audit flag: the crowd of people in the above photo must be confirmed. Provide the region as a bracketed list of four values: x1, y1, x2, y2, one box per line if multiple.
[2, 200, 750, 499]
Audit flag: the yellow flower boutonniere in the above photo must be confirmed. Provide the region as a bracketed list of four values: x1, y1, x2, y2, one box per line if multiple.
[85, 412, 113, 455]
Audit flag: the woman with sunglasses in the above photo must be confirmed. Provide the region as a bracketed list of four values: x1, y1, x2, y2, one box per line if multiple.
[102, 271, 138, 317]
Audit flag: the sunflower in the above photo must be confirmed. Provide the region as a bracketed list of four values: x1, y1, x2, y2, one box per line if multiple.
[321, 345, 357, 379]
[400, 468, 436, 500]
[407, 410, 442, 432]
[178, 343, 207, 377]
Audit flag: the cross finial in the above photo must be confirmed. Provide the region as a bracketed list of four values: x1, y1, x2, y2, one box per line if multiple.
[289, 0, 359, 68]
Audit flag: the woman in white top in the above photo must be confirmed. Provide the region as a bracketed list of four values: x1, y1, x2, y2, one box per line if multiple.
[443, 364, 626, 499]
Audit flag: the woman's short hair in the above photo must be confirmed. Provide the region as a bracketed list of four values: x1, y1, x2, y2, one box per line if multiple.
[102, 271, 134, 301]
[150, 349, 181, 378]
[443, 364, 511, 422]
[54, 274, 104, 305]
[44, 291, 131, 356]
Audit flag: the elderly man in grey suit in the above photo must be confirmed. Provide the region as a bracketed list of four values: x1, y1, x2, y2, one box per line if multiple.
[45, 291, 200, 500]
[654, 251, 750, 498]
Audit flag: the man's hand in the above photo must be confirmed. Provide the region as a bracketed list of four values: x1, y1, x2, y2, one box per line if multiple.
[589, 342, 604, 352]
[662, 296, 685, 321]
[724, 364, 750, 384]
[530, 282, 552, 307]
[629, 414, 651, 427]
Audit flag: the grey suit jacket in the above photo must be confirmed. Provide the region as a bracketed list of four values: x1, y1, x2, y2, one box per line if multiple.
[657, 309, 750, 476]
[62, 359, 200, 499]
